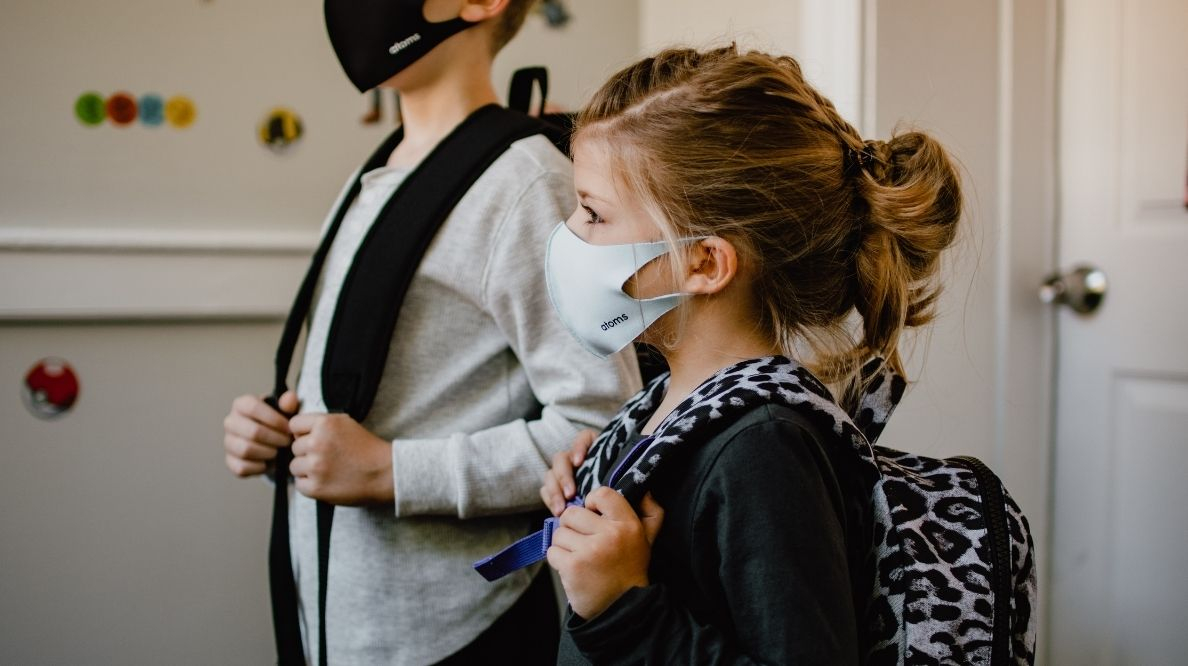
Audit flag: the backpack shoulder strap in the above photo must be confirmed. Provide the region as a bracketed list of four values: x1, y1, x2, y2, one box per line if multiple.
[321, 104, 546, 420]
[508, 66, 575, 156]
[268, 104, 548, 664]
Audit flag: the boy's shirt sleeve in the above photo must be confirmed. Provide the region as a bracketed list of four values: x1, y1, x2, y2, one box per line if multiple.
[388, 169, 642, 519]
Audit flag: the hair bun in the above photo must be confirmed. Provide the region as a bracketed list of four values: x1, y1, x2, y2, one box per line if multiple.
[852, 130, 962, 370]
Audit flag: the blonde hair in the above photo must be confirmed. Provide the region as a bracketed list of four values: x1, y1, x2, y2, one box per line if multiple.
[490, 0, 537, 53]
[575, 45, 962, 400]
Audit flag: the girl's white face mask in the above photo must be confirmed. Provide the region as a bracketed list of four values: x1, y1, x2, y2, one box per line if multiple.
[545, 222, 690, 359]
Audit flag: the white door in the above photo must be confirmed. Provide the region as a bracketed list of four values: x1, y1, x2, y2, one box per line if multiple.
[1049, 0, 1188, 663]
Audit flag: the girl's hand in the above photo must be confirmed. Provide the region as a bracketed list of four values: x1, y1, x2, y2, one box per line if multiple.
[547, 487, 665, 620]
[541, 429, 597, 516]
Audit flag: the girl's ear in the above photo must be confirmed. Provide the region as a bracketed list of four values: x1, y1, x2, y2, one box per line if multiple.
[681, 237, 739, 296]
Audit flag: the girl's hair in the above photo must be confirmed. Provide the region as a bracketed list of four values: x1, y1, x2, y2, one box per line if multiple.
[575, 45, 962, 402]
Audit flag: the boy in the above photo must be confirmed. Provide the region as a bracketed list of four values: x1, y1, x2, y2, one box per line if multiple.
[221, 1, 640, 663]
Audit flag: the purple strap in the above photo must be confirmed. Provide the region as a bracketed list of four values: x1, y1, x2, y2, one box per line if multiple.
[473, 435, 656, 582]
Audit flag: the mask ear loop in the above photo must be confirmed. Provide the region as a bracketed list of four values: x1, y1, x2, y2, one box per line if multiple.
[622, 236, 714, 328]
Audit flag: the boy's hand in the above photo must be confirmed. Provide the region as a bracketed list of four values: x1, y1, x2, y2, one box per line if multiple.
[541, 429, 596, 516]
[546, 488, 664, 621]
[223, 390, 299, 478]
[288, 413, 394, 506]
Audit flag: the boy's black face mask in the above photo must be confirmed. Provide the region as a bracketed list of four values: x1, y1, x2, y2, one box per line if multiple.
[325, 0, 477, 93]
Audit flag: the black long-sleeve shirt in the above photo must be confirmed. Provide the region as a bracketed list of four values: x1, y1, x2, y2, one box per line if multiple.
[557, 403, 872, 665]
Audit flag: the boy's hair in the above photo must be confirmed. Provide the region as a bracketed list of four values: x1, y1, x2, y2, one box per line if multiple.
[575, 45, 962, 397]
[490, 0, 538, 53]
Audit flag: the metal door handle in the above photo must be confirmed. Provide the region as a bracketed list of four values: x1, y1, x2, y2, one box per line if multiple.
[1039, 264, 1107, 314]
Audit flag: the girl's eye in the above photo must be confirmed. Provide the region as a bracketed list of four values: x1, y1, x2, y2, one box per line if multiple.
[582, 205, 604, 225]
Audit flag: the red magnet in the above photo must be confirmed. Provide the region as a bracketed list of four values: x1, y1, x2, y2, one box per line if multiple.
[106, 92, 138, 126]
[22, 358, 80, 420]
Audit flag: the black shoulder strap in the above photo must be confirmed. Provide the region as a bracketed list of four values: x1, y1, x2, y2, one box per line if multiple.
[267, 104, 548, 665]
[508, 66, 575, 156]
[321, 105, 546, 420]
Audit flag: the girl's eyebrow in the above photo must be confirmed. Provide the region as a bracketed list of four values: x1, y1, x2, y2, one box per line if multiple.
[577, 189, 611, 205]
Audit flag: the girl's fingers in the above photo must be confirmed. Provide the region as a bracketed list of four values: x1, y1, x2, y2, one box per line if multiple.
[549, 524, 582, 552]
[558, 506, 602, 535]
[541, 472, 565, 516]
[571, 429, 596, 466]
[546, 544, 573, 572]
[550, 450, 576, 498]
[582, 486, 634, 521]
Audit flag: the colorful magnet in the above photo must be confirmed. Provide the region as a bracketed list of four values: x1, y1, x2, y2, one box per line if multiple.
[75, 92, 106, 126]
[22, 357, 80, 420]
[165, 95, 197, 128]
[139, 93, 165, 126]
[259, 107, 304, 152]
[106, 92, 138, 126]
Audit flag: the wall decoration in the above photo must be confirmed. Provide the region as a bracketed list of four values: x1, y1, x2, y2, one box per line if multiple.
[22, 357, 80, 420]
[106, 92, 138, 126]
[74, 91, 194, 129]
[538, 0, 571, 28]
[165, 95, 197, 128]
[139, 93, 165, 127]
[74, 92, 106, 126]
[258, 107, 304, 152]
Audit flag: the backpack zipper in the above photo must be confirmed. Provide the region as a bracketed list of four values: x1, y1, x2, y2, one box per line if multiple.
[951, 455, 1012, 666]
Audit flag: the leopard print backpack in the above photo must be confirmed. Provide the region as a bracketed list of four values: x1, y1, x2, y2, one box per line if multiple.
[572, 355, 1037, 665]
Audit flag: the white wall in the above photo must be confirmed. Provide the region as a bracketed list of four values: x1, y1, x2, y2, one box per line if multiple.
[640, 0, 801, 53]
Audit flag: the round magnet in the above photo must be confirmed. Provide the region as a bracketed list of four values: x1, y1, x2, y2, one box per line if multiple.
[258, 107, 304, 152]
[22, 357, 80, 420]
[165, 95, 197, 128]
[106, 92, 138, 126]
[75, 92, 106, 126]
[139, 93, 165, 126]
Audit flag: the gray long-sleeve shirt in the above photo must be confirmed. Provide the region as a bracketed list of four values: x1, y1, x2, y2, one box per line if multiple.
[291, 133, 641, 665]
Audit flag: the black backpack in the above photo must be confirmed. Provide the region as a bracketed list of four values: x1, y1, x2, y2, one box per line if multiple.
[267, 64, 673, 663]
[266, 102, 561, 665]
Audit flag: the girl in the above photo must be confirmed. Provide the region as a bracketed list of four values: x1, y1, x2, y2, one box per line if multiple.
[540, 45, 962, 664]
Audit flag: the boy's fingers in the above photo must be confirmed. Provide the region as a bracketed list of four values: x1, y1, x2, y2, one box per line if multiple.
[224, 412, 290, 448]
[225, 435, 281, 462]
[277, 390, 300, 416]
[226, 454, 267, 478]
[289, 413, 321, 436]
[239, 395, 290, 433]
